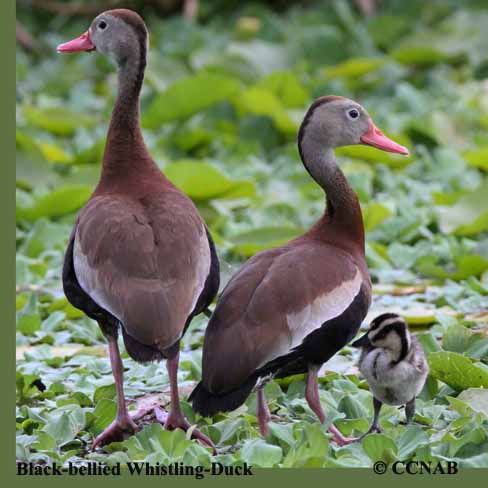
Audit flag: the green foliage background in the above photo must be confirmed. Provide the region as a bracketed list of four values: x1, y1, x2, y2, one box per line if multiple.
[16, 0, 488, 468]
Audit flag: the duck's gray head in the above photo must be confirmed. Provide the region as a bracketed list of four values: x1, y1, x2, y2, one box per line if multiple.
[297, 96, 409, 154]
[57, 9, 148, 67]
[352, 313, 411, 362]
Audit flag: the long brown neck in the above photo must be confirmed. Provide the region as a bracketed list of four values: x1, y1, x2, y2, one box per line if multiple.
[299, 138, 365, 251]
[99, 38, 157, 185]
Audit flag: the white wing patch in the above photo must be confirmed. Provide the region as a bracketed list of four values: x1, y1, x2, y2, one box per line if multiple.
[188, 226, 211, 314]
[256, 267, 363, 368]
[287, 267, 362, 349]
[73, 232, 122, 321]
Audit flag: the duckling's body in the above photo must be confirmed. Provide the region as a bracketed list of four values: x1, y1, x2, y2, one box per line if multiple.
[353, 313, 428, 433]
[358, 335, 427, 406]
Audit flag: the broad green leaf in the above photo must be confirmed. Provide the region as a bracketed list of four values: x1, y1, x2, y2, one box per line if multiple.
[143, 74, 240, 127]
[90, 399, 117, 435]
[457, 388, 488, 418]
[416, 333, 442, 355]
[363, 202, 392, 231]
[397, 426, 429, 459]
[464, 147, 488, 170]
[17, 185, 91, 222]
[437, 179, 488, 236]
[39, 142, 73, 164]
[240, 439, 283, 467]
[361, 433, 398, 463]
[22, 106, 95, 136]
[17, 314, 41, 335]
[443, 325, 473, 353]
[255, 71, 308, 108]
[43, 406, 86, 446]
[428, 351, 488, 390]
[236, 87, 297, 134]
[326, 57, 386, 78]
[231, 226, 303, 256]
[164, 160, 255, 200]
[391, 46, 449, 66]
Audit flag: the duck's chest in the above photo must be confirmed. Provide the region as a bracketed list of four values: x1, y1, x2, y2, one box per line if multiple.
[359, 350, 420, 405]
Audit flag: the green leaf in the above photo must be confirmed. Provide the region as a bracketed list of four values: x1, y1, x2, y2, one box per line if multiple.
[443, 325, 473, 353]
[391, 46, 449, 66]
[39, 142, 73, 164]
[268, 422, 296, 447]
[231, 226, 303, 256]
[326, 57, 386, 78]
[90, 399, 117, 435]
[397, 426, 429, 459]
[164, 160, 255, 200]
[457, 388, 488, 418]
[43, 406, 86, 446]
[428, 351, 488, 390]
[464, 147, 488, 170]
[416, 333, 442, 355]
[93, 384, 116, 403]
[236, 87, 297, 134]
[20, 219, 71, 258]
[122, 423, 193, 459]
[255, 71, 308, 108]
[361, 433, 398, 463]
[33, 431, 57, 451]
[22, 105, 95, 136]
[240, 439, 283, 467]
[17, 185, 92, 222]
[363, 202, 392, 231]
[143, 74, 240, 127]
[17, 314, 41, 335]
[437, 179, 488, 236]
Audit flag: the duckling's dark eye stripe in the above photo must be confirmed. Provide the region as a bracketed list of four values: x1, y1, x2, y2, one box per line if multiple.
[370, 313, 402, 331]
[370, 321, 407, 342]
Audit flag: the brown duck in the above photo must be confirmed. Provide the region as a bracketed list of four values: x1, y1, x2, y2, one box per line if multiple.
[58, 9, 219, 450]
[191, 96, 408, 445]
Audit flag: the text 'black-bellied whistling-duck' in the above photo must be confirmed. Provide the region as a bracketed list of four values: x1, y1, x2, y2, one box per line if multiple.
[190, 96, 408, 446]
[58, 9, 219, 451]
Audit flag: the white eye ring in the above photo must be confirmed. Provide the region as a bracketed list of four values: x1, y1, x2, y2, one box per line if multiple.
[98, 20, 108, 30]
[347, 108, 360, 120]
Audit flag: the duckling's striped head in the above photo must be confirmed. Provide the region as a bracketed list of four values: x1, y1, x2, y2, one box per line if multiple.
[368, 313, 411, 362]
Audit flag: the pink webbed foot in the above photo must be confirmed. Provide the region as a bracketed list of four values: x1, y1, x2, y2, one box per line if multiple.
[92, 415, 139, 450]
[154, 406, 217, 454]
[328, 424, 356, 446]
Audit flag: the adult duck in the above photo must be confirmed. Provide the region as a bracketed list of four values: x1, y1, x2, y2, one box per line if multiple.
[58, 9, 219, 449]
[191, 96, 407, 445]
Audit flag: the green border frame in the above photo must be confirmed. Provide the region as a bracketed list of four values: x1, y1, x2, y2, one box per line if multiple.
[7, 0, 488, 486]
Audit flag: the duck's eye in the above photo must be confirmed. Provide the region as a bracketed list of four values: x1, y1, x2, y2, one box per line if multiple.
[347, 108, 360, 120]
[98, 20, 107, 30]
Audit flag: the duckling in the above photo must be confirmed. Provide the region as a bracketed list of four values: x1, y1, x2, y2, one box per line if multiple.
[352, 313, 428, 435]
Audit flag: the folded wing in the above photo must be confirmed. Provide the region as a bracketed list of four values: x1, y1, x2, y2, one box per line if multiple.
[202, 242, 366, 393]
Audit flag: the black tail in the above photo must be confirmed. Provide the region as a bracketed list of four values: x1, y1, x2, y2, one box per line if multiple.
[190, 376, 257, 417]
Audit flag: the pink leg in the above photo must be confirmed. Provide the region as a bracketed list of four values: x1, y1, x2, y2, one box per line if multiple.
[256, 386, 271, 436]
[92, 337, 138, 449]
[305, 365, 355, 446]
[163, 352, 216, 454]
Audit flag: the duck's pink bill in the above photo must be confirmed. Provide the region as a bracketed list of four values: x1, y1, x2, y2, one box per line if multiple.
[57, 31, 95, 53]
[360, 120, 409, 156]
